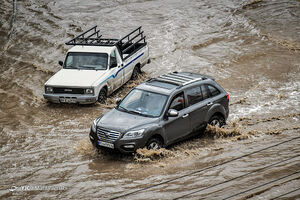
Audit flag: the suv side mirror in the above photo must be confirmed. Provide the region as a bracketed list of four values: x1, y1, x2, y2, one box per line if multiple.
[167, 109, 178, 117]
[116, 98, 122, 105]
[58, 61, 63, 67]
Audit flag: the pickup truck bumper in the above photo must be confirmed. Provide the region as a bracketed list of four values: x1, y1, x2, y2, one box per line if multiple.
[43, 93, 97, 104]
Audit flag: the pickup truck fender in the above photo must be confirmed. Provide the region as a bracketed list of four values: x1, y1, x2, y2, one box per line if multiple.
[205, 103, 226, 123]
[94, 84, 108, 100]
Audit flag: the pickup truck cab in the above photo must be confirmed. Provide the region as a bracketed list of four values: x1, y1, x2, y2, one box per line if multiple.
[43, 26, 150, 104]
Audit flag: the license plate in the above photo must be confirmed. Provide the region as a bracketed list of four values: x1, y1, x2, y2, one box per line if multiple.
[97, 141, 114, 149]
[60, 98, 76, 103]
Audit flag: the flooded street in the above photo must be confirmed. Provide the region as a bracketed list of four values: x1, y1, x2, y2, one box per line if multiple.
[0, 0, 300, 199]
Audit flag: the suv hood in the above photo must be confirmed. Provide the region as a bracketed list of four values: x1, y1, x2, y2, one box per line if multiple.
[45, 69, 107, 87]
[97, 109, 159, 133]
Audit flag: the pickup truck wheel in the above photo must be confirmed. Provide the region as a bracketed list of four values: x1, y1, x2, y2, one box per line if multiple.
[146, 138, 162, 150]
[131, 66, 139, 80]
[209, 115, 225, 128]
[98, 88, 107, 104]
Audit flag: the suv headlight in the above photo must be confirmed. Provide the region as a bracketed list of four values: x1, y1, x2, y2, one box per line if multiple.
[123, 129, 145, 139]
[91, 119, 97, 132]
[45, 86, 53, 93]
[85, 88, 94, 95]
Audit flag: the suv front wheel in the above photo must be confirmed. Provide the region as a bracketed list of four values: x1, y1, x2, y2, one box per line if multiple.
[209, 115, 225, 128]
[146, 137, 162, 150]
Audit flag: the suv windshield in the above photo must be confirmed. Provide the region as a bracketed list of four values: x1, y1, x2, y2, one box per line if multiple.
[64, 52, 108, 70]
[118, 89, 168, 117]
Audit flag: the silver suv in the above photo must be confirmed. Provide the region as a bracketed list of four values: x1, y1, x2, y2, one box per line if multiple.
[89, 72, 229, 153]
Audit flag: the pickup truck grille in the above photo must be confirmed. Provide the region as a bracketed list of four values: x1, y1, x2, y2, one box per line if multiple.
[53, 87, 84, 94]
[96, 127, 121, 142]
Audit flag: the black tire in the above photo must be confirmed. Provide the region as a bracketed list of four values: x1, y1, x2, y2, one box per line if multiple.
[98, 88, 107, 104]
[208, 115, 225, 128]
[131, 66, 140, 80]
[146, 137, 162, 150]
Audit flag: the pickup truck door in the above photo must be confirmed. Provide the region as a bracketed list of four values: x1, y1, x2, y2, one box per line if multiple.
[109, 50, 124, 91]
[123, 53, 138, 82]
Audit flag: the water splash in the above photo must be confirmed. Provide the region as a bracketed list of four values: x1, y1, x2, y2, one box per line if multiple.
[73, 137, 98, 158]
[134, 148, 174, 163]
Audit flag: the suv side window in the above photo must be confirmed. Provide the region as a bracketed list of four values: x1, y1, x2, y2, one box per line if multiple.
[169, 92, 185, 111]
[208, 85, 220, 97]
[201, 85, 210, 100]
[186, 86, 203, 106]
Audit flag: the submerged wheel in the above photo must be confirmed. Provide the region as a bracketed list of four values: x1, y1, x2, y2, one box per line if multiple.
[208, 115, 225, 128]
[98, 88, 107, 104]
[146, 138, 162, 150]
[131, 66, 140, 80]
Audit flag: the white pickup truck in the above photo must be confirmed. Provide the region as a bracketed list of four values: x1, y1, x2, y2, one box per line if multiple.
[43, 26, 150, 104]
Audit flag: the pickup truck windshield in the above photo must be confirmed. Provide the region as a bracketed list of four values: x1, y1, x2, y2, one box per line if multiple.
[118, 89, 168, 117]
[64, 52, 108, 70]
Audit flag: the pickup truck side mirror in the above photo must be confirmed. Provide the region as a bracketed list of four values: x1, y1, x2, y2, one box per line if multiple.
[110, 62, 117, 69]
[167, 109, 178, 117]
[58, 61, 63, 67]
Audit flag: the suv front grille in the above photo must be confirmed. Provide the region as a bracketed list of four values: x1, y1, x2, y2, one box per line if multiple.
[96, 127, 121, 142]
[53, 87, 84, 94]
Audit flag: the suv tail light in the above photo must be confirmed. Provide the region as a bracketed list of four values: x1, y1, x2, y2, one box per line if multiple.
[226, 93, 229, 101]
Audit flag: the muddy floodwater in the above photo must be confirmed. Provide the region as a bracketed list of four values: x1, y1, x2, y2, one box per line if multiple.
[0, 0, 300, 199]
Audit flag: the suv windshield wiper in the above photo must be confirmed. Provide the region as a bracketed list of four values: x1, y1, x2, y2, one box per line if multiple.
[118, 105, 129, 112]
[118, 106, 150, 117]
[65, 65, 78, 69]
[128, 109, 150, 117]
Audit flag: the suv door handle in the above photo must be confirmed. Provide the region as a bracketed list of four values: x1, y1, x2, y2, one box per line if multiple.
[207, 102, 213, 106]
[182, 114, 189, 118]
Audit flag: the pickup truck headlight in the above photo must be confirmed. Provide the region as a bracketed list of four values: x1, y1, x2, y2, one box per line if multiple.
[91, 119, 97, 133]
[85, 88, 94, 95]
[123, 129, 145, 139]
[45, 86, 53, 93]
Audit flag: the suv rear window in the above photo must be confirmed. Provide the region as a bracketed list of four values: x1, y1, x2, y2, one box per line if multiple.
[186, 86, 203, 106]
[201, 85, 209, 100]
[208, 85, 220, 97]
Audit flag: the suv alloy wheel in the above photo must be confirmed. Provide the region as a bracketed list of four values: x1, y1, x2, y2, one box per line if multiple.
[146, 138, 162, 150]
[209, 115, 225, 128]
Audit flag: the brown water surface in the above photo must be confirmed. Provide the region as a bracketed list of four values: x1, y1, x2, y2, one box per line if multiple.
[0, 0, 299, 199]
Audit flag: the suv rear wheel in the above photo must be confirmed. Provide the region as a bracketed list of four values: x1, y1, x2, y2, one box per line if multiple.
[146, 138, 162, 150]
[209, 115, 225, 128]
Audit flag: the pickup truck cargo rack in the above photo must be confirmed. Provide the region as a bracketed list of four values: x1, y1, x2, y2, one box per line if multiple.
[65, 26, 146, 60]
[147, 72, 209, 89]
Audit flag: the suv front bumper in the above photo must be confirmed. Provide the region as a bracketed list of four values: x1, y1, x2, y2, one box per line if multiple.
[89, 129, 147, 154]
[43, 93, 97, 104]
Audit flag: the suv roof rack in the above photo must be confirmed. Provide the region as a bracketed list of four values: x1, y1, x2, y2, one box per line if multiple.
[65, 26, 146, 60]
[147, 72, 207, 89]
